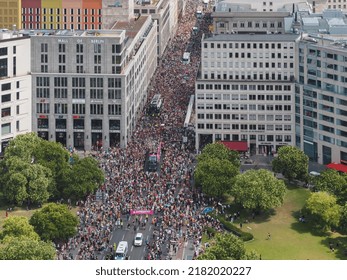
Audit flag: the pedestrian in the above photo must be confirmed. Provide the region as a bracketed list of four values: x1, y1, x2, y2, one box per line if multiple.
[267, 233, 271, 240]
[240, 222, 243, 229]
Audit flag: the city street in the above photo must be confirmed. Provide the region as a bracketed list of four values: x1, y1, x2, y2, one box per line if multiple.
[57, 0, 219, 261]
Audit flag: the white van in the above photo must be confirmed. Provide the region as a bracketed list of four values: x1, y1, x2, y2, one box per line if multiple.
[182, 52, 190, 64]
[114, 241, 128, 260]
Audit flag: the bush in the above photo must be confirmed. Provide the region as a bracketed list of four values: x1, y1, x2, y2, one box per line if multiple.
[205, 227, 217, 236]
[210, 214, 254, 242]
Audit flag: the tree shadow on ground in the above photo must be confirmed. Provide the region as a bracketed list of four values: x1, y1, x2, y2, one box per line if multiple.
[321, 236, 347, 260]
[223, 203, 276, 224]
[290, 210, 333, 237]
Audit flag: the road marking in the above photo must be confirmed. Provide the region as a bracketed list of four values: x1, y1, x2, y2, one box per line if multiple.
[143, 247, 146, 253]
[131, 245, 134, 252]
[122, 233, 125, 240]
[149, 225, 152, 231]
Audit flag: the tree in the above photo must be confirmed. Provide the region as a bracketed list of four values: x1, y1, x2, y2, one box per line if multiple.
[304, 192, 341, 232]
[0, 216, 39, 241]
[198, 142, 240, 168]
[313, 169, 347, 204]
[29, 203, 79, 243]
[195, 158, 239, 198]
[3, 132, 42, 162]
[62, 157, 105, 200]
[0, 132, 104, 202]
[231, 169, 286, 212]
[272, 146, 309, 181]
[197, 233, 258, 260]
[0, 237, 56, 260]
[31, 139, 71, 198]
[0, 157, 52, 206]
[340, 203, 347, 233]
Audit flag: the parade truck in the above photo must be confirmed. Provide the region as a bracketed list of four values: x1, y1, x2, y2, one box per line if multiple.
[146, 142, 163, 172]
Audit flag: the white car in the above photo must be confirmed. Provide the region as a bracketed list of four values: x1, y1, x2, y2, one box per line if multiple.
[134, 233, 143, 247]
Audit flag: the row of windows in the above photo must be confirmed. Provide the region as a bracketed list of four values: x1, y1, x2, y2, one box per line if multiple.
[36, 104, 122, 115]
[198, 123, 292, 131]
[205, 61, 294, 69]
[27, 23, 102, 29]
[218, 21, 282, 29]
[197, 103, 292, 111]
[197, 84, 292, 91]
[203, 42, 294, 50]
[197, 123, 292, 133]
[38, 118, 121, 130]
[202, 72, 294, 81]
[197, 112, 291, 121]
[41, 43, 122, 55]
[38, 88, 122, 100]
[197, 93, 292, 101]
[197, 113, 291, 120]
[22, 8, 102, 15]
[36, 77, 122, 92]
[205, 52, 294, 60]
[23, 15, 101, 22]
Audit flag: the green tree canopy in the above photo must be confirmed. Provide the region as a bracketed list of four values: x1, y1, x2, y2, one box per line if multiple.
[0, 216, 39, 241]
[62, 157, 105, 200]
[198, 142, 240, 168]
[340, 203, 347, 234]
[29, 203, 79, 243]
[313, 169, 347, 204]
[304, 191, 341, 232]
[272, 146, 309, 181]
[0, 157, 52, 205]
[0, 133, 104, 202]
[197, 233, 258, 260]
[231, 169, 286, 212]
[195, 158, 239, 198]
[0, 236, 56, 260]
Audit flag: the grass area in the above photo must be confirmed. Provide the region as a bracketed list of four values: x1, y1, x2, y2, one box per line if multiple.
[241, 185, 347, 260]
[0, 194, 79, 230]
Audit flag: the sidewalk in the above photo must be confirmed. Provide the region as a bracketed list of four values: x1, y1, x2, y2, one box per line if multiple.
[173, 239, 195, 260]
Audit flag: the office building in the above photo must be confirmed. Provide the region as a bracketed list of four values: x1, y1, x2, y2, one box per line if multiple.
[297, 35, 347, 165]
[30, 15, 157, 150]
[0, 0, 21, 30]
[0, 30, 31, 153]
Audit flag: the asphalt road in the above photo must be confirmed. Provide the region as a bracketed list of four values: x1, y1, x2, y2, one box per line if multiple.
[108, 216, 154, 260]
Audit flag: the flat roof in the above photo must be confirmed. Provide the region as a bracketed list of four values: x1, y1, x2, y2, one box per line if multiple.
[112, 16, 149, 38]
[204, 33, 300, 42]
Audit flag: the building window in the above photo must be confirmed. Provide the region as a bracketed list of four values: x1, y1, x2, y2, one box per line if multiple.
[1, 123, 11, 135]
[0, 58, 8, 77]
[1, 93, 11, 103]
[1, 107, 11, 117]
[108, 104, 121, 115]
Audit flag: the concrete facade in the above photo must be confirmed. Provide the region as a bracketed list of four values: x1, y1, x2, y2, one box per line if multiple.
[195, 33, 300, 154]
[30, 16, 157, 150]
[0, 30, 31, 153]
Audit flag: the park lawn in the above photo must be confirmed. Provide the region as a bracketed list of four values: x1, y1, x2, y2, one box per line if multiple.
[244, 185, 346, 260]
[0, 207, 37, 230]
[0, 201, 79, 230]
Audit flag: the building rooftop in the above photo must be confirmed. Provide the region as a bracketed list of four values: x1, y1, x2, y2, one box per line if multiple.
[204, 33, 300, 42]
[18, 29, 126, 38]
[112, 16, 149, 38]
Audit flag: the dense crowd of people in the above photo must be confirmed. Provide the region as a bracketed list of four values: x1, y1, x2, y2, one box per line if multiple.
[58, 0, 223, 260]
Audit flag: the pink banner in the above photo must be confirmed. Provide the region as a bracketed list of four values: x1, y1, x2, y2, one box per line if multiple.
[130, 210, 154, 215]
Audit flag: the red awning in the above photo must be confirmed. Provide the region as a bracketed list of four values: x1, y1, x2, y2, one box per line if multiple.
[326, 163, 347, 173]
[220, 141, 248, 152]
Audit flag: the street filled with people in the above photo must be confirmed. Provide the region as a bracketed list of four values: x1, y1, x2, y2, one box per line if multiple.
[57, 0, 223, 260]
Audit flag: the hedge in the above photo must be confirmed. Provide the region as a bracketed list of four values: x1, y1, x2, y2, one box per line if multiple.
[210, 214, 254, 242]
